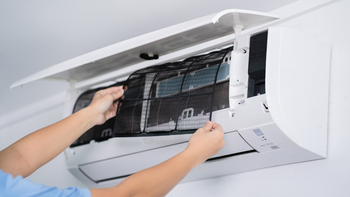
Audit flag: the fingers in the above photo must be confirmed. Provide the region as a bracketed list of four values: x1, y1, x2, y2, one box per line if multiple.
[110, 88, 124, 100]
[209, 121, 223, 138]
[97, 86, 124, 101]
[211, 121, 222, 131]
[102, 86, 123, 94]
[113, 102, 122, 113]
[95, 86, 122, 98]
[200, 121, 213, 132]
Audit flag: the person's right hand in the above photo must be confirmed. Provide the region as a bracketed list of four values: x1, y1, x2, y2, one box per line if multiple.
[185, 121, 225, 166]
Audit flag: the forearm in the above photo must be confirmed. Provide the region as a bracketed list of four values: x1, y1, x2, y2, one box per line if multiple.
[0, 87, 123, 178]
[91, 149, 200, 197]
[0, 107, 98, 177]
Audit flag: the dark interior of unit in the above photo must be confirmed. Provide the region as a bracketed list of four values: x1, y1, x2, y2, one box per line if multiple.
[70, 47, 232, 147]
[247, 31, 268, 98]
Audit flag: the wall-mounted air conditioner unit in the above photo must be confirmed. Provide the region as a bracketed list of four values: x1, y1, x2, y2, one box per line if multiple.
[10, 9, 330, 188]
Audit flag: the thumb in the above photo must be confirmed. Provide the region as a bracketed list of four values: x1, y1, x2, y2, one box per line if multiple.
[202, 121, 213, 132]
[110, 88, 124, 100]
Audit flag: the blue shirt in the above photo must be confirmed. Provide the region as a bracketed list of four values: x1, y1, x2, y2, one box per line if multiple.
[0, 169, 91, 197]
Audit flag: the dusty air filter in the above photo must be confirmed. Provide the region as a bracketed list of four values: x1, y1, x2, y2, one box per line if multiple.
[114, 47, 232, 136]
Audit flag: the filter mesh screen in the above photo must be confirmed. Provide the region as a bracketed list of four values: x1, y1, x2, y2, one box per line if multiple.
[71, 47, 232, 147]
[114, 47, 232, 135]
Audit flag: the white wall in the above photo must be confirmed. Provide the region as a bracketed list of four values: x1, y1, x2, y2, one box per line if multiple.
[1, 0, 349, 196]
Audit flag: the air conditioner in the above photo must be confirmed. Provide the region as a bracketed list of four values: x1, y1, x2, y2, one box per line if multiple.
[10, 9, 331, 188]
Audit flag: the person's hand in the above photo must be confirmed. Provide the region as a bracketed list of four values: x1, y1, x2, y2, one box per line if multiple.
[185, 121, 225, 166]
[87, 86, 124, 125]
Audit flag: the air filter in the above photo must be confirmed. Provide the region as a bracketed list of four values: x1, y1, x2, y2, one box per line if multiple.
[71, 47, 232, 146]
[114, 47, 232, 136]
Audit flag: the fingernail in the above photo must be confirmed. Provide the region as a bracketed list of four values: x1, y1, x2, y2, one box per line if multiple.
[205, 121, 211, 126]
[118, 89, 124, 94]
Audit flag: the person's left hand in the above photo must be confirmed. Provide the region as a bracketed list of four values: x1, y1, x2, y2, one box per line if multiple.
[87, 86, 124, 125]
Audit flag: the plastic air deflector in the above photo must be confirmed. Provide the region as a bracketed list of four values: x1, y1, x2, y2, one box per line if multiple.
[206, 150, 257, 162]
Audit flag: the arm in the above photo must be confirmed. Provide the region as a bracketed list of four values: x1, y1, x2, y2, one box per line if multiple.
[0, 87, 124, 177]
[90, 121, 225, 197]
[0, 85, 224, 197]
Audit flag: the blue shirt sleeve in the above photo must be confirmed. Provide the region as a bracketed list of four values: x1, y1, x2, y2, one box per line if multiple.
[0, 169, 91, 197]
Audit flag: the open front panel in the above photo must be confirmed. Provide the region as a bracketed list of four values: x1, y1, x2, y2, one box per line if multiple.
[114, 47, 232, 136]
[10, 9, 278, 89]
